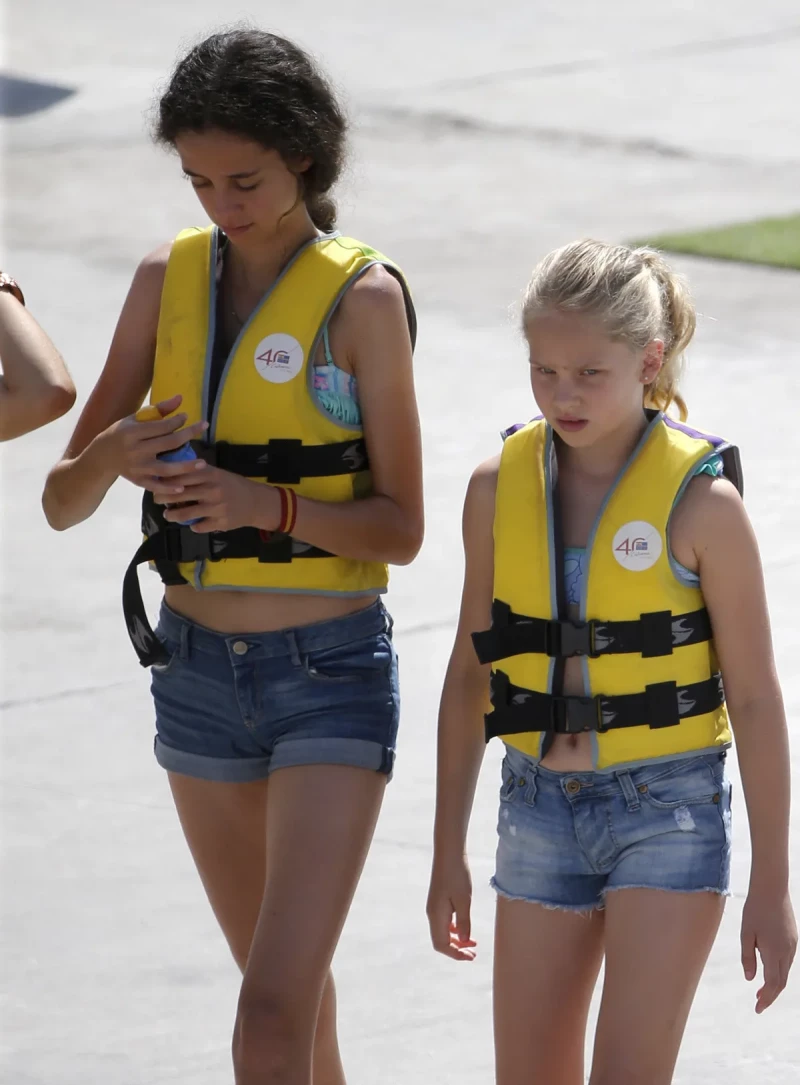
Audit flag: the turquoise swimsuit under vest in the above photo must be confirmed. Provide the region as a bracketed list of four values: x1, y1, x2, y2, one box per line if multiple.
[564, 456, 724, 606]
[214, 235, 362, 427]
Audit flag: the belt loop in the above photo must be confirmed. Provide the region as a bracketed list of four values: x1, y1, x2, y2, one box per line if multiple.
[179, 619, 191, 663]
[615, 769, 640, 811]
[286, 630, 302, 668]
[523, 763, 539, 807]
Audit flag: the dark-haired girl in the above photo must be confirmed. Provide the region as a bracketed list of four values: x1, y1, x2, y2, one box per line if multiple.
[43, 29, 422, 1085]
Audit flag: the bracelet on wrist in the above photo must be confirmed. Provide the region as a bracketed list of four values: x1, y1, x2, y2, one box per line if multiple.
[259, 486, 298, 542]
[274, 486, 298, 534]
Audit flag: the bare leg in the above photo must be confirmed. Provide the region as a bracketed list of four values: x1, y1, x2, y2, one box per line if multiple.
[231, 764, 386, 1085]
[494, 897, 605, 1085]
[168, 772, 354, 1084]
[589, 888, 725, 1085]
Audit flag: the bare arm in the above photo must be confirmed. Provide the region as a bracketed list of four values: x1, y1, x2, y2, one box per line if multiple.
[277, 267, 422, 562]
[674, 475, 797, 1011]
[158, 266, 424, 565]
[0, 288, 76, 441]
[42, 244, 206, 531]
[427, 457, 499, 960]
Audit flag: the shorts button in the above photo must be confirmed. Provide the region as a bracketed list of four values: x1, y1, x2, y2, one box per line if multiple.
[712, 792, 720, 803]
[232, 640, 249, 656]
[518, 777, 526, 787]
[565, 779, 581, 795]
[638, 784, 648, 794]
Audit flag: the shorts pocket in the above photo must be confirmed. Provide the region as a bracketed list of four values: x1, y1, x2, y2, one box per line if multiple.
[638, 757, 723, 810]
[304, 633, 394, 684]
[149, 630, 182, 678]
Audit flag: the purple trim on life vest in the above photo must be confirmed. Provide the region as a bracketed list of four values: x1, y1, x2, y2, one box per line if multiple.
[662, 414, 725, 448]
[501, 416, 544, 441]
[501, 422, 526, 440]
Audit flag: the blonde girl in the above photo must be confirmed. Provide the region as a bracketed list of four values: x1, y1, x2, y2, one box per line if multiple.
[427, 240, 796, 1084]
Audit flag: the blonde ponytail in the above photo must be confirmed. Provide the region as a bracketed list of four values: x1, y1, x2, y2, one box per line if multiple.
[637, 249, 694, 421]
[522, 240, 697, 420]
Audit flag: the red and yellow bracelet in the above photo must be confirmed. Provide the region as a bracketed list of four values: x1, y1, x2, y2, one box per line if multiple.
[275, 486, 298, 535]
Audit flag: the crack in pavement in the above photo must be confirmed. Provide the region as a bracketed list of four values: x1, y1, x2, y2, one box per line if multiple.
[361, 105, 798, 166]
[0, 678, 135, 711]
[426, 22, 800, 92]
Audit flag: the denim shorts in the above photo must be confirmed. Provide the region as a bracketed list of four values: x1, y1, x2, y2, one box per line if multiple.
[150, 599, 399, 783]
[492, 743, 732, 912]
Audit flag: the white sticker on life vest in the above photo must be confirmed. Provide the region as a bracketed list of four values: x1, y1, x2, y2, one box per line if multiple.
[253, 334, 304, 384]
[611, 521, 663, 571]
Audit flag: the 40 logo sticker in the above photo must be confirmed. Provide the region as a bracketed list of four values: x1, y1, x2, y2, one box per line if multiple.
[611, 521, 663, 571]
[253, 333, 304, 384]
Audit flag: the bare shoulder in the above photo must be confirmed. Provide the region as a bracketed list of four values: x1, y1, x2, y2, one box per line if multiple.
[339, 263, 408, 324]
[673, 473, 745, 538]
[336, 263, 412, 378]
[671, 472, 752, 574]
[464, 455, 501, 525]
[131, 240, 173, 296]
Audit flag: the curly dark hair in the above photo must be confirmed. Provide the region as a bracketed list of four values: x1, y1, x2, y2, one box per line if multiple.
[155, 29, 347, 232]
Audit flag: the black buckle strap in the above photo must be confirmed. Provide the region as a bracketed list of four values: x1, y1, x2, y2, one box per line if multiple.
[123, 528, 223, 668]
[123, 526, 335, 667]
[122, 536, 175, 668]
[472, 600, 713, 665]
[550, 694, 603, 735]
[200, 527, 332, 563]
[472, 601, 600, 663]
[484, 670, 724, 742]
[193, 436, 369, 485]
[161, 526, 212, 564]
[552, 620, 596, 658]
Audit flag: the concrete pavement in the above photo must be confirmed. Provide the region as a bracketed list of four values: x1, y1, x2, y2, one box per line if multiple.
[2, 4, 799, 1081]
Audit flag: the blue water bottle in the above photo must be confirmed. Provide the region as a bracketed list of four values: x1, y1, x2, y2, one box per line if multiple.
[137, 406, 202, 525]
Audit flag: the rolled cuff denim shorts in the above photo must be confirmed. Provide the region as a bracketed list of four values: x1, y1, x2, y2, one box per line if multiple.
[492, 743, 732, 912]
[150, 599, 399, 783]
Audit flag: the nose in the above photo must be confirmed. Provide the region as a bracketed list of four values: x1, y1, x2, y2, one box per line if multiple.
[552, 376, 581, 412]
[210, 188, 245, 223]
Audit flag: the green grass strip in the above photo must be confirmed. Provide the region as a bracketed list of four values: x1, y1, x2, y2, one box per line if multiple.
[633, 213, 800, 271]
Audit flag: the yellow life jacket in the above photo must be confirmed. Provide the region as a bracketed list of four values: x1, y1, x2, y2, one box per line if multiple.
[123, 226, 415, 667]
[472, 413, 742, 771]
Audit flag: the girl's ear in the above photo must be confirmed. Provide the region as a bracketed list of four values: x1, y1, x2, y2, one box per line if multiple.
[640, 339, 665, 385]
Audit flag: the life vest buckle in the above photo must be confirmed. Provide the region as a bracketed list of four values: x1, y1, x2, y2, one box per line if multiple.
[548, 619, 598, 659]
[551, 695, 602, 734]
[256, 531, 294, 564]
[161, 526, 212, 564]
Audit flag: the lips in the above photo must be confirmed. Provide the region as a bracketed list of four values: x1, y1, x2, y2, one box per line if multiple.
[556, 418, 588, 432]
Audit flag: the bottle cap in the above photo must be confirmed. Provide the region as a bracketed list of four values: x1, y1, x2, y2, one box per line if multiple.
[135, 405, 163, 423]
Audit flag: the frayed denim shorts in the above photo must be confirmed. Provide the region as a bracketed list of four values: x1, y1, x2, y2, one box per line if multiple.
[150, 599, 399, 783]
[492, 743, 731, 912]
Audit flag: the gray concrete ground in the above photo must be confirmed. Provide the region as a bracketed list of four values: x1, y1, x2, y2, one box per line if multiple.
[2, 3, 799, 1082]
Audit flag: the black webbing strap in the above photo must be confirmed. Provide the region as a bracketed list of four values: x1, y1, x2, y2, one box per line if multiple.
[193, 437, 369, 485]
[484, 670, 724, 741]
[122, 526, 333, 668]
[472, 600, 712, 664]
[719, 444, 744, 498]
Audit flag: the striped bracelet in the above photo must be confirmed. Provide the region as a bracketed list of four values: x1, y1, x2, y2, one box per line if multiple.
[276, 486, 298, 535]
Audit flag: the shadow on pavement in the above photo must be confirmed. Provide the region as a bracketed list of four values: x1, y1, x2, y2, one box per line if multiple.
[0, 73, 75, 118]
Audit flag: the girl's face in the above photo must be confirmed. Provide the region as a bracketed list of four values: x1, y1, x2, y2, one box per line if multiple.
[175, 129, 310, 244]
[525, 310, 663, 449]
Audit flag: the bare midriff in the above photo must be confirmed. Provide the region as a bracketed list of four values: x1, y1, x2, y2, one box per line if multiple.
[164, 583, 379, 634]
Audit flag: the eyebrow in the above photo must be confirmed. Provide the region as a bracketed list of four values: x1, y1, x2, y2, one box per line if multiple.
[182, 168, 261, 179]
